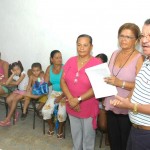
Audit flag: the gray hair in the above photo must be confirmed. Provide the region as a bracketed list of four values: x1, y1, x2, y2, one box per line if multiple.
[144, 19, 150, 25]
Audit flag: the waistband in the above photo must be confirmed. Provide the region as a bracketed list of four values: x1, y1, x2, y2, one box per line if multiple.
[132, 123, 150, 130]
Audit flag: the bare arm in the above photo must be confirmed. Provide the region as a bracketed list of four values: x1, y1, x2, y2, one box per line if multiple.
[44, 65, 50, 83]
[61, 72, 73, 99]
[105, 55, 144, 91]
[6, 72, 25, 86]
[3, 61, 9, 80]
[111, 95, 150, 115]
[26, 75, 33, 91]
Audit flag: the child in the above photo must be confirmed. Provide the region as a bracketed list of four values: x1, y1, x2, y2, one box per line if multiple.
[0, 61, 28, 126]
[21, 63, 48, 120]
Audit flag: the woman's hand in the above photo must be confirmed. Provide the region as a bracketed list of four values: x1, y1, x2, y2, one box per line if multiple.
[104, 76, 122, 87]
[110, 95, 132, 109]
[55, 95, 63, 104]
[68, 97, 79, 109]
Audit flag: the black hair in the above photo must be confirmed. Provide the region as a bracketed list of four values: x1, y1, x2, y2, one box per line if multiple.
[31, 63, 42, 70]
[144, 19, 150, 25]
[76, 34, 93, 45]
[50, 50, 61, 65]
[96, 53, 108, 63]
[9, 61, 24, 77]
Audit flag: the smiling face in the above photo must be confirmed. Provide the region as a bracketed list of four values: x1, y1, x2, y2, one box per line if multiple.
[140, 24, 150, 56]
[77, 37, 93, 58]
[118, 29, 137, 50]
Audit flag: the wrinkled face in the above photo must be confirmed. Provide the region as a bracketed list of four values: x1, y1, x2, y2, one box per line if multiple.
[51, 52, 62, 65]
[77, 37, 93, 57]
[12, 66, 21, 76]
[118, 29, 137, 50]
[32, 67, 41, 77]
[140, 25, 150, 56]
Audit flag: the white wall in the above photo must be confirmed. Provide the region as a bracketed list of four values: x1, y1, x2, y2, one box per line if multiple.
[0, 0, 149, 72]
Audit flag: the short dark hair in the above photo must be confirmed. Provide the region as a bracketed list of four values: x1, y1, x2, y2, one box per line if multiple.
[31, 63, 42, 70]
[76, 34, 93, 45]
[96, 53, 108, 63]
[118, 23, 140, 40]
[144, 19, 150, 25]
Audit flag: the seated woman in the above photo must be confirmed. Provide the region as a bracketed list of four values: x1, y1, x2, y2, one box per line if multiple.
[0, 52, 10, 94]
[42, 50, 67, 139]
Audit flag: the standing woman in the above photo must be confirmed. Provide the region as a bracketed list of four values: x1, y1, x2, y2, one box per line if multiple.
[61, 34, 102, 150]
[42, 50, 67, 139]
[104, 23, 144, 150]
[0, 52, 9, 94]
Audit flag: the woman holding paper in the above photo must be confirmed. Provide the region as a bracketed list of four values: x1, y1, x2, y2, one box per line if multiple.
[61, 34, 102, 150]
[104, 23, 144, 150]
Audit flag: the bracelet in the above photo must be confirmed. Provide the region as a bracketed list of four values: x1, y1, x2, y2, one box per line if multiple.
[122, 81, 126, 89]
[133, 103, 138, 114]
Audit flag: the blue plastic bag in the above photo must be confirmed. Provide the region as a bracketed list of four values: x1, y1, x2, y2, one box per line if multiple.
[32, 81, 49, 95]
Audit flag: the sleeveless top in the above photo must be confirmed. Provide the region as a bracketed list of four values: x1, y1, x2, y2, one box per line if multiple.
[104, 50, 142, 114]
[0, 61, 5, 79]
[49, 65, 63, 92]
[13, 71, 29, 91]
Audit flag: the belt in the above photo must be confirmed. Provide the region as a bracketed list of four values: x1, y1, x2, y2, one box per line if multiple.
[132, 124, 150, 130]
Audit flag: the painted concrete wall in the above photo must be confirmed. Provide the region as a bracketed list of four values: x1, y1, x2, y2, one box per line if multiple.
[0, 0, 149, 72]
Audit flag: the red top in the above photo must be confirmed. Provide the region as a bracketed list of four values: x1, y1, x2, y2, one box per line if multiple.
[63, 56, 102, 129]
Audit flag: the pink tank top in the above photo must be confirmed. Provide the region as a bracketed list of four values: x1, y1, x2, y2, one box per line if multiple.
[0, 63, 5, 79]
[104, 50, 142, 114]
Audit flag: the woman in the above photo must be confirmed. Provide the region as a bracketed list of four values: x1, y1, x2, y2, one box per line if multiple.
[0, 52, 9, 94]
[110, 18, 150, 150]
[42, 50, 67, 139]
[104, 23, 144, 150]
[61, 34, 102, 150]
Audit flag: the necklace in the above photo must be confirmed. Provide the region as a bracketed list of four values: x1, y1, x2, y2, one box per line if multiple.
[112, 50, 135, 77]
[78, 56, 91, 65]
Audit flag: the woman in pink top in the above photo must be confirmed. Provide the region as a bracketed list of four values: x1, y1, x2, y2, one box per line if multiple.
[0, 52, 9, 94]
[61, 34, 102, 150]
[104, 23, 144, 150]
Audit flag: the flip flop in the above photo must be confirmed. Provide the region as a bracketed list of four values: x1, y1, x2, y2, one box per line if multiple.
[0, 120, 11, 126]
[47, 130, 54, 136]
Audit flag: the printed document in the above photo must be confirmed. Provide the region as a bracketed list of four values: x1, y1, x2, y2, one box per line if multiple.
[85, 63, 117, 98]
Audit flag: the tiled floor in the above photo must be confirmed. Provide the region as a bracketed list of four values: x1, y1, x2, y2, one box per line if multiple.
[0, 102, 110, 150]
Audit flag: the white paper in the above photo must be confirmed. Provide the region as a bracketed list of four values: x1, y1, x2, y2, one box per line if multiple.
[85, 63, 117, 98]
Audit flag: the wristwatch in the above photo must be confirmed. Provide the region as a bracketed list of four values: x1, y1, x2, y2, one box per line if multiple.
[133, 103, 138, 114]
[78, 96, 82, 102]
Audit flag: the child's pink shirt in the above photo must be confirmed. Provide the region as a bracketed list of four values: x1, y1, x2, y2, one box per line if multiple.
[63, 56, 102, 129]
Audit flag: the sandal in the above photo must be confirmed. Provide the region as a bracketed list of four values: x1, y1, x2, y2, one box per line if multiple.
[0, 120, 11, 127]
[57, 133, 63, 139]
[47, 130, 54, 136]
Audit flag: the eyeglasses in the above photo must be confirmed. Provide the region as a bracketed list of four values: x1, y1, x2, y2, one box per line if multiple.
[119, 35, 136, 40]
[140, 34, 150, 40]
[74, 72, 79, 83]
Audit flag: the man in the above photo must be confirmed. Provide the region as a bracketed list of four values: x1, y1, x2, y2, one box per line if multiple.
[110, 18, 150, 150]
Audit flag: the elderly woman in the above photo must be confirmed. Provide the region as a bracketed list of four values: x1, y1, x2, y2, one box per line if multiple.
[104, 23, 144, 150]
[0, 52, 9, 94]
[61, 34, 102, 150]
[110, 18, 150, 150]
